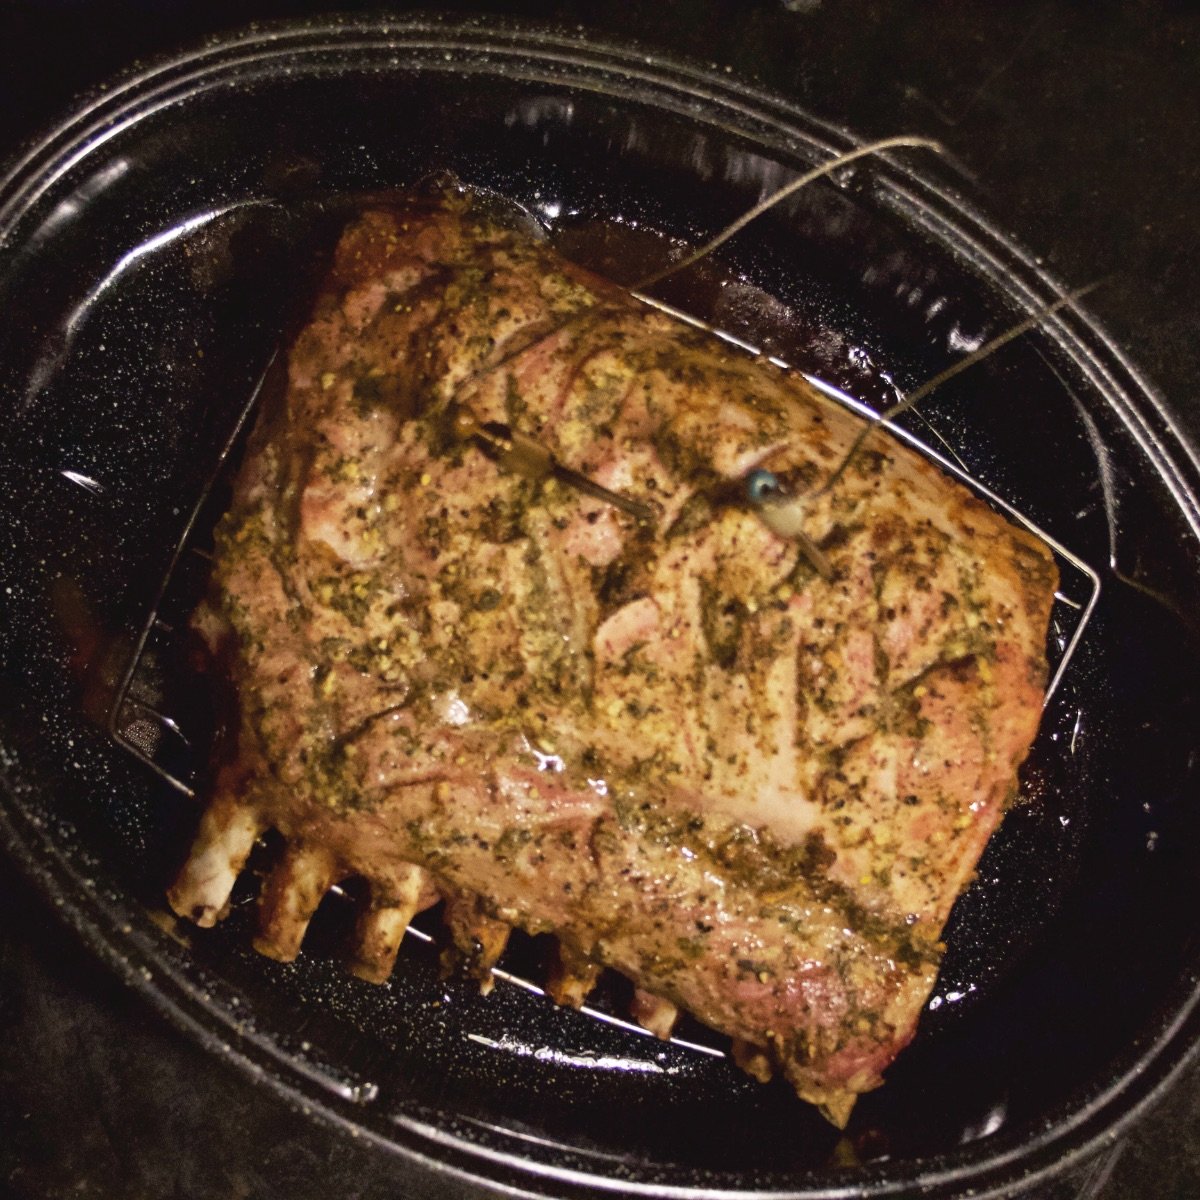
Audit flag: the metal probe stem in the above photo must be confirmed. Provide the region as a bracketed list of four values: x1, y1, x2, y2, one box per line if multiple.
[453, 411, 656, 526]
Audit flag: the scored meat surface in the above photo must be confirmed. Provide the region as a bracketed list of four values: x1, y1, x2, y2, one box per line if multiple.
[168, 190, 1058, 1124]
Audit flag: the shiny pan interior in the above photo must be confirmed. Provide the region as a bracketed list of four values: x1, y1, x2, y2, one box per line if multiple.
[0, 18, 1198, 1200]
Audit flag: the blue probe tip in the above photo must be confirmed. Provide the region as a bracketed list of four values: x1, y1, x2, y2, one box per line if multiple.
[744, 468, 781, 505]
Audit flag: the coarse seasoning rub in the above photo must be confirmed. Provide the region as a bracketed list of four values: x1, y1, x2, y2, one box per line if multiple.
[169, 190, 1058, 1125]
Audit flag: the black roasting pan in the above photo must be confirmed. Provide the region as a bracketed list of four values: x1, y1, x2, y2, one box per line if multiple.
[1, 17, 1199, 1200]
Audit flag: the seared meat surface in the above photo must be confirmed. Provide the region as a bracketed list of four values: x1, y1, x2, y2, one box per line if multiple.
[169, 191, 1057, 1124]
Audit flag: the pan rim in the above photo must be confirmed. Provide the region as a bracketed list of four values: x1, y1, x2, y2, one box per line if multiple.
[2, 14, 1199, 1199]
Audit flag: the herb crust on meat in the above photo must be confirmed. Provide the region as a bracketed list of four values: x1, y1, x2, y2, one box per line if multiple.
[169, 189, 1058, 1125]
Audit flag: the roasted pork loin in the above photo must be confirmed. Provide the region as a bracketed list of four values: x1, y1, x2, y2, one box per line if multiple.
[168, 191, 1057, 1124]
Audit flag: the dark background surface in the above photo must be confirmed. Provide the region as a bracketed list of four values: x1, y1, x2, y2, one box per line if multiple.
[0, 2, 1197, 1198]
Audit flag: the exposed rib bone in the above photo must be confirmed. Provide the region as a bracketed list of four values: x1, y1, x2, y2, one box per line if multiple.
[348, 864, 438, 984]
[442, 891, 511, 994]
[731, 1038, 775, 1084]
[167, 792, 263, 927]
[348, 906, 411, 984]
[253, 842, 339, 962]
[631, 988, 679, 1039]
[546, 941, 602, 1009]
[818, 1090, 857, 1131]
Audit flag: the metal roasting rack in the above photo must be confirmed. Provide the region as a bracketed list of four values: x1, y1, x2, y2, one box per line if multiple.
[106, 295, 1102, 1056]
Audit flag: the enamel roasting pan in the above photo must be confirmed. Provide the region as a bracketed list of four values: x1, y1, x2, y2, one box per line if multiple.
[1, 18, 1199, 1200]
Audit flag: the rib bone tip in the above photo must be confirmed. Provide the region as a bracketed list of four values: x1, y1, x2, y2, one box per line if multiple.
[631, 988, 679, 1040]
[251, 933, 301, 963]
